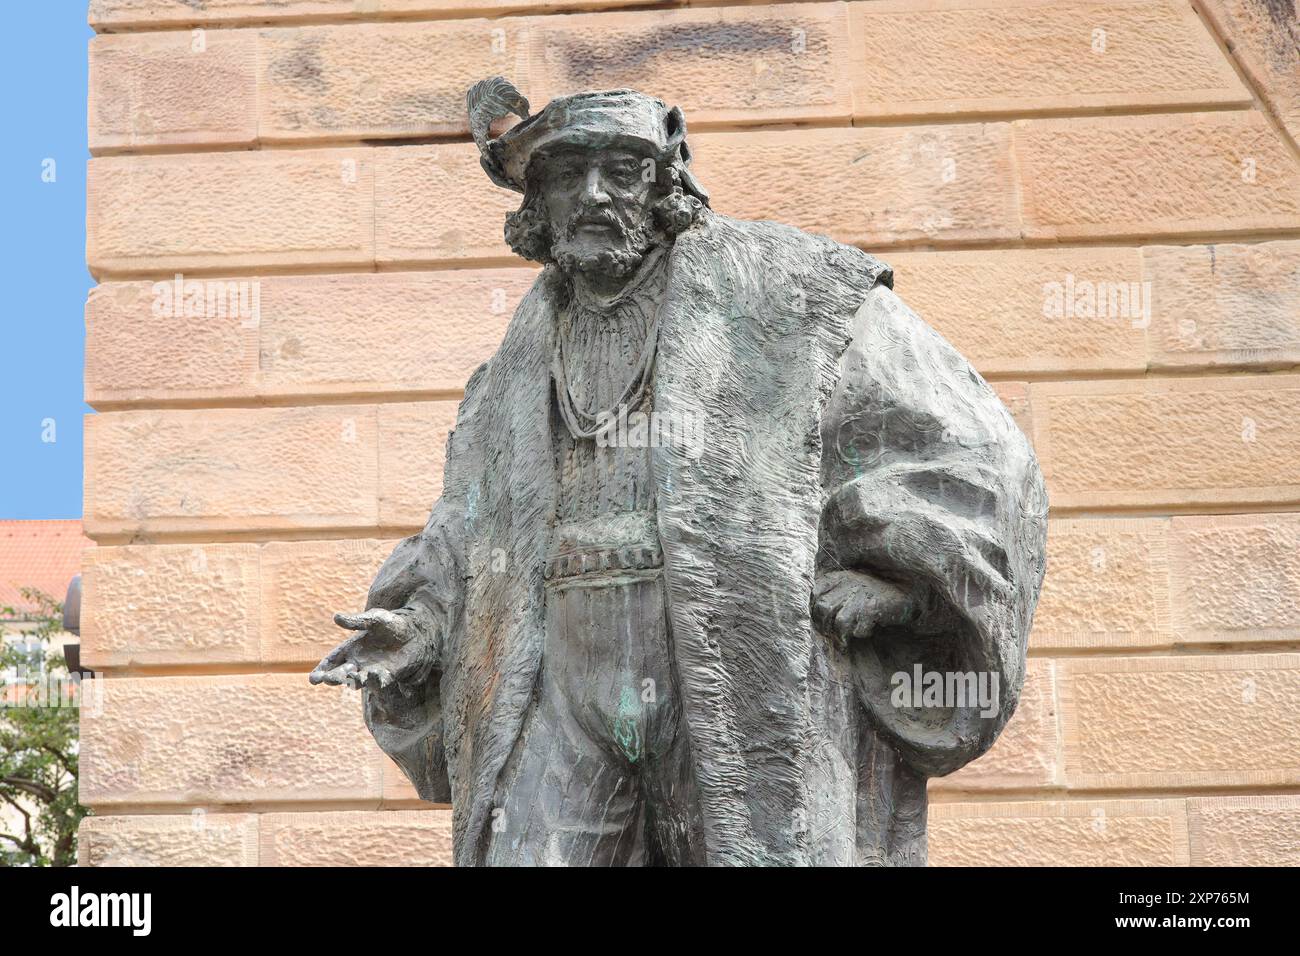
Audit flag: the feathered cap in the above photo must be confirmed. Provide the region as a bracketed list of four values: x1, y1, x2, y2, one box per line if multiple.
[466, 76, 709, 204]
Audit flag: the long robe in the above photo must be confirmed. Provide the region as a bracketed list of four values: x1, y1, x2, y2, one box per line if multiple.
[359, 209, 1049, 866]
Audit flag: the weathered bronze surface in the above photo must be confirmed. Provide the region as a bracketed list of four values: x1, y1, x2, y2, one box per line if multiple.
[311, 78, 1049, 866]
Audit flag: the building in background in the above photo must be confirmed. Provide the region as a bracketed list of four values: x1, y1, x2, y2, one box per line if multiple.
[0, 520, 91, 859]
[0, 520, 89, 679]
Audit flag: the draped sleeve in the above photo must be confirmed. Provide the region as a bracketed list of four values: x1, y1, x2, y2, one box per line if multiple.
[819, 285, 1049, 778]
[356, 361, 489, 803]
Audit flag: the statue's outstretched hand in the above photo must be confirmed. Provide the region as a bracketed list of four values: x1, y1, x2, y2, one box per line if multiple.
[812, 569, 921, 645]
[309, 606, 436, 691]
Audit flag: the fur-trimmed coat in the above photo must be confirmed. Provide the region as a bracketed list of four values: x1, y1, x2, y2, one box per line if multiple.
[359, 210, 1048, 866]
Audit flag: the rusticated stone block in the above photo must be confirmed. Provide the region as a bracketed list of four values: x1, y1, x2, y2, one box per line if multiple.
[375, 143, 518, 264]
[261, 539, 396, 664]
[88, 148, 375, 276]
[84, 405, 382, 538]
[890, 247, 1147, 377]
[1059, 654, 1300, 789]
[78, 813, 259, 867]
[849, 0, 1246, 120]
[1032, 518, 1171, 650]
[1145, 240, 1300, 370]
[378, 402, 459, 529]
[1030, 375, 1300, 511]
[258, 19, 530, 142]
[89, 28, 259, 152]
[1187, 796, 1300, 866]
[1170, 514, 1300, 642]
[1197, 0, 1300, 150]
[89, 0, 664, 31]
[86, 270, 534, 407]
[260, 810, 453, 866]
[531, 4, 853, 127]
[929, 799, 1189, 866]
[80, 675, 383, 807]
[690, 123, 1020, 247]
[82, 544, 261, 669]
[1015, 111, 1300, 241]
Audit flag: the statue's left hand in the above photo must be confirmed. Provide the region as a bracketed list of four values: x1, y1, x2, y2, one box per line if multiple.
[812, 569, 921, 645]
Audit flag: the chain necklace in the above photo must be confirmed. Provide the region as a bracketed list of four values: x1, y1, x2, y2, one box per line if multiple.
[552, 248, 666, 440]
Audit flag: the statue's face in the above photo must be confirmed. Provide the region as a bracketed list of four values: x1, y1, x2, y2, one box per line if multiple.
[537, 146, 657, 277]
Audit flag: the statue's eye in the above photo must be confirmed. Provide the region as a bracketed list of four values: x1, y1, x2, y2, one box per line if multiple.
[607, 163, 638, 185]
[554, 165, 583, 185]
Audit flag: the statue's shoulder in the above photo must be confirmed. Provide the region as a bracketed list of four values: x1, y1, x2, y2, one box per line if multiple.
[678, 210, 892, 296]
[848, 282, 1036, 462]
[467, 265, 556, 385]
[850, 287, 957, 395]
[463, 359, 491, 399]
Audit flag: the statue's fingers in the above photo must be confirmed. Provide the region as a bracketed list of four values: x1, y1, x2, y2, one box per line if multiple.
[813, 576, 857, 627]
[835, 589, 877, 641]
[337, 607, 405, 635]
[313, 660, 357, 686]
[310, 635, 362, 680]
[812, 569, 852, 602]
[847, 594, 885, 640]
[334, 611, 375, 632]
[834, 600, 859, 640]
[810, 592, 837, 634]
[812, 576, 843, 610]
[349, 664, 392, 692]
[860, 583, 914, 631]
[812, 591, 846, 634]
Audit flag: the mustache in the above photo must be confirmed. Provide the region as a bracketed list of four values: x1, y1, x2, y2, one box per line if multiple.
[564, 205, 628, 239]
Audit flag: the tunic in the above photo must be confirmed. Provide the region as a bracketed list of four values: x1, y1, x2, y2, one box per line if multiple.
[484, 248, 703, 865]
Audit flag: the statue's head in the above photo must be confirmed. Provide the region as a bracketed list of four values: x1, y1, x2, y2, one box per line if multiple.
[468, 78, 709, 281]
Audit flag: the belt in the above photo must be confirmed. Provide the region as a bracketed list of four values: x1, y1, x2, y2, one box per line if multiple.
[544, 542, 664, 582]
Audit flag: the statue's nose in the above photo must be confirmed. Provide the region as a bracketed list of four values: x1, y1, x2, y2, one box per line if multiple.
[582, 167, 611, 203]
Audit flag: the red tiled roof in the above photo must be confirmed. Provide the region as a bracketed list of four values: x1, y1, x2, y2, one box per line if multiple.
[0, 521, 92, 618]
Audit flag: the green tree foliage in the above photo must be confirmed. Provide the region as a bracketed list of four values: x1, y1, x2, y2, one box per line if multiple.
[0, 588, 87, 866]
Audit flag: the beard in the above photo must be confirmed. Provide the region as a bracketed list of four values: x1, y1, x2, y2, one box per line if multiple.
[550, 204, 659, 279]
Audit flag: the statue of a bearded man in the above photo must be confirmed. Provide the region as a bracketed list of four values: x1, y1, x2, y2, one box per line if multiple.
[311, 78, 1049, 867]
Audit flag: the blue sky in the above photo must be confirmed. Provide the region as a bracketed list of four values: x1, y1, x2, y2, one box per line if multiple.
[0, 6, 93, 519]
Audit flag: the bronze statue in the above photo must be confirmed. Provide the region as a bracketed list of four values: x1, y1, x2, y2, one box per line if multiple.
[311, 78, 1048, 866]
